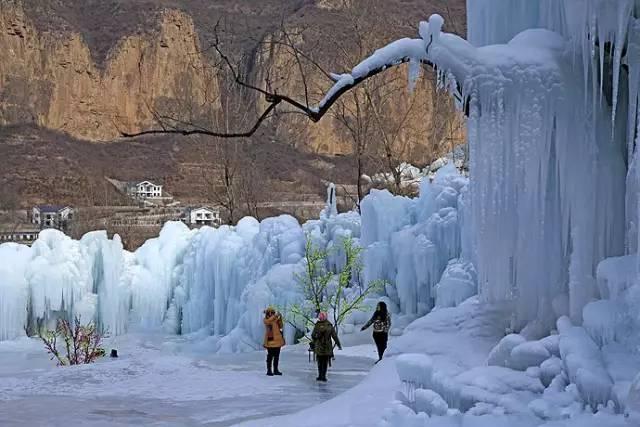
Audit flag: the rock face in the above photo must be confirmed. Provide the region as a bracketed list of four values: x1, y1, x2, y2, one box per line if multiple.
[0, 0, 465, 158]
[0, 3, 217, 141]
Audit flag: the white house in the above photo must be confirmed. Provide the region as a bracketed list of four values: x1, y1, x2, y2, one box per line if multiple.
[185, 207, 221, 227]
[32, 205, 74, 230]
[127, 181, 163, 199]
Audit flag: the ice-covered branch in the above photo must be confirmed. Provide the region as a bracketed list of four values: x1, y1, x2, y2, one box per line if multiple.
[316, 14, 475, 112]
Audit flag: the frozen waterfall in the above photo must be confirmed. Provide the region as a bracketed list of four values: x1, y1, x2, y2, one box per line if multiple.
[0, 167, 468, 346]
[412, 2, 638, 333]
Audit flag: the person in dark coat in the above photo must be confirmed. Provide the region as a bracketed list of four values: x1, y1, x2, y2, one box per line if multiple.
[311, 312, 342, 382]
[361, 301, 391, 363]
[263, 306, 285, 376]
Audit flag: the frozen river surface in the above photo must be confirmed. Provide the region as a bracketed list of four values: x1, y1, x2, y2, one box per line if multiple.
[0, 333, 378, 426]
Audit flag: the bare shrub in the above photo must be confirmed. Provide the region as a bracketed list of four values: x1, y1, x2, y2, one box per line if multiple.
[34, 317, 107, 366]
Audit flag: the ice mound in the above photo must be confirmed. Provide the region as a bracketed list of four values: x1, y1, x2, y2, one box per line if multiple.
[434, 259, 476, 308]
[509, 341, 551, 371]
[487, 334, 526, 368]
[557, 316, 614, 410]
[397, 356, 544, 415]
[414, 388, 449, 416]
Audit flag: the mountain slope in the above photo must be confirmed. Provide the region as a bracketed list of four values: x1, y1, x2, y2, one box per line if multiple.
[0, 0, 466, 209]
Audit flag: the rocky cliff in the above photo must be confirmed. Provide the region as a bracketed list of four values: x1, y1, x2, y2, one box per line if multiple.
[0, 0, 465, 154]
[0, 0, 466, 212]
[0, 3, 217, 141]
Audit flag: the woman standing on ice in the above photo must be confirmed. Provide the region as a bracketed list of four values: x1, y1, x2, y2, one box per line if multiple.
[263, 307, 285, 376]
[311, 312, 342, 382]
[361, 301, 391, 363]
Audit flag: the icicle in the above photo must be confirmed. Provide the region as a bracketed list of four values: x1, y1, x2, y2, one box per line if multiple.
[597, 6, 606, 106]
[319, 183, 339, 221]
[627, 20, 640, 162]
[407, 58, 421, 92]
[0, 244, 31, 340]
[611, 1, 633, 131]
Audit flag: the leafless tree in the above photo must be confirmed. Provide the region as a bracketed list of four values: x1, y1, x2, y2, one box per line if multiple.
[32, 317, 107, 366]
[327, 2, 447, 202]
[205, 139, 241, 224]
[0, 185, 18, 212]
[196, 61, 268, 224]
[357, 3, 464, 195]
[0, 183, 25, 233]
[204, 139, 266, 224]
[111, 224, 161, 251]
[237, 148, 264, 220]
[120, 7, 467, 209]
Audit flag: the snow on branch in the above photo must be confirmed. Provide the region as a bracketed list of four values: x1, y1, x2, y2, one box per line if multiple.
[315, 14, 472, 111]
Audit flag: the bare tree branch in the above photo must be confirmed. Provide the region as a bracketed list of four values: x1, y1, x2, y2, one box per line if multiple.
[121, 101, 281, 138]
[120, 23, 442, 140]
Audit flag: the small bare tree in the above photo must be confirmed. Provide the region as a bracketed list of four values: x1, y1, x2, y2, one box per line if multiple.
[332, 90, 375, 212]
[237, 148, 264, 220]
[206, 140, 241, 225]
[204, 139, 266, 224]
[33, 317, 107, 366]
[198, 60, 267, 224]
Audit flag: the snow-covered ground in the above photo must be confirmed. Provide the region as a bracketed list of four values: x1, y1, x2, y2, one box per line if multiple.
[2, 296, 627, 427]
[0, 299, 511, 427]
[0, 332, 378, 427]
[241, 299, 637, 427]
[1, 294, 638, 427]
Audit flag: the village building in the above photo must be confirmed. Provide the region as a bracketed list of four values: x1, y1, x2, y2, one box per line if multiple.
[184, 206, 222, 227]
[0, 223, 40, 245]
[126, 181, 163, 199]
[32, 205, 74, 231]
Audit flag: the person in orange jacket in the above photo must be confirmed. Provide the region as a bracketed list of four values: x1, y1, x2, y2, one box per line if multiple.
[263, 306, 285, 376]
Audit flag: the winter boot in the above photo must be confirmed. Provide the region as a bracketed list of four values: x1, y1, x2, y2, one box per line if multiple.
[319, 358, 329, 381]
[273, 356, 282, 375]
[266, 360, 274, 376]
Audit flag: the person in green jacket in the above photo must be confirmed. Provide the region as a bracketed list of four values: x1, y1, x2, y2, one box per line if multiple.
[311, 312, 342, 382]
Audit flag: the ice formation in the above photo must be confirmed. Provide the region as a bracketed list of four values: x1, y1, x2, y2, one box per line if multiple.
[0, 217, 309, 344]
[360, 164, 470, 320]
[315, 1, 640, 335]
[364, 147, 468, 193]
[0, 166, 468, 348]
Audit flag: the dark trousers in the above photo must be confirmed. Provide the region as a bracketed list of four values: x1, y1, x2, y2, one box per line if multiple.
[317, 355, 330, 379]
[266, 347, 281, 372]
[373, 332, 388, 360]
